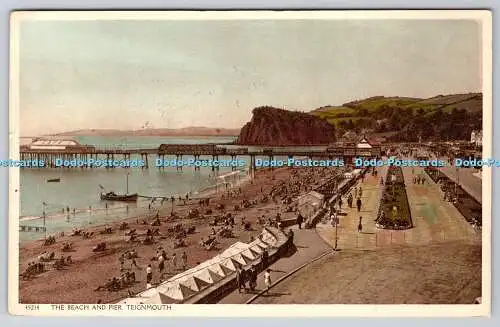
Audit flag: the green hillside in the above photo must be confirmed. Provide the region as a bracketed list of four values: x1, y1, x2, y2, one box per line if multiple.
[310, 93, 482, 142]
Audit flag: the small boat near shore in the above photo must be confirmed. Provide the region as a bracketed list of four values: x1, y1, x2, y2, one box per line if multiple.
[47, 178, 60, 183]
[100, 192, 138, 202]
[99, 173, 137, 202]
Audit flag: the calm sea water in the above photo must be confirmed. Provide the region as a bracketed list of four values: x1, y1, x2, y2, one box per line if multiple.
[19, 136, 325, 242]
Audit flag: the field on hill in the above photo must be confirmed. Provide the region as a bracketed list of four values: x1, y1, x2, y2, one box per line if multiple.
[309, 93, 482, 141]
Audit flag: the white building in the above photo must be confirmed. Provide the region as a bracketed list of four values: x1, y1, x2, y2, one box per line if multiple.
[28, 136, 82, 151]
[470, 130, 482, 147]
[356, 136, 373, 149]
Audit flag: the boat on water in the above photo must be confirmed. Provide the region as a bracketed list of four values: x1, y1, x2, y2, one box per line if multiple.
[100, 192, 138, 202]
[47, 178, 60, 183]
[99, 173, 137, 202]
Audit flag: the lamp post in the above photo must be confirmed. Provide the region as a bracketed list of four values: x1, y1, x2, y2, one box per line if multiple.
[334, 210, 338, 250]
[42, 202, 47, 240]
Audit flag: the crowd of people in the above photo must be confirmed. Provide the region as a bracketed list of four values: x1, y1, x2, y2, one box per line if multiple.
[26, 165, 336, 304]
[235, 247, 271, 294]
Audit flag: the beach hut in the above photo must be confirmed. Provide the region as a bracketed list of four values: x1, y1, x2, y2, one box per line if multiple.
[297, 191, 325, 219]
[155, 282, 196, 301]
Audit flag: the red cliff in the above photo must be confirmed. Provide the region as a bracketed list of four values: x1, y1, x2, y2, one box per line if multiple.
[236, 106, 336, 145]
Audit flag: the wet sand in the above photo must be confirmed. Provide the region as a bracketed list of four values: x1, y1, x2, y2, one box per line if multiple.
[19, 166, 337, 304]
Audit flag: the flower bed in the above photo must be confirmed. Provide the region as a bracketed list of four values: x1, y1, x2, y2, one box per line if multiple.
[424, 167, 482, 227]
[375, 166, 413, 230]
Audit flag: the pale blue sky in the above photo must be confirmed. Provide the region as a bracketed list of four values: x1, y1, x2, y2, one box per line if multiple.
[18, 19, 482, 136]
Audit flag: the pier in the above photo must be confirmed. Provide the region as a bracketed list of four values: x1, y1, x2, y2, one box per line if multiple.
[19, 143, 382, 170]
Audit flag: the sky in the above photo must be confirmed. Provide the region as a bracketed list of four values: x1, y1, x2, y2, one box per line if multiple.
[17, 18, 482, 136]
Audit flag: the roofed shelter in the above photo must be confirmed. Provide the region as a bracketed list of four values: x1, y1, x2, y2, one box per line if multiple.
[23, 136, 95, 153]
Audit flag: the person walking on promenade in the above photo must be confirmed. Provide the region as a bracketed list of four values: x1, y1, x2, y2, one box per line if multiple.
[236, 267, 245, 293]
[287, 229, 294, 247]
[171, 252, 178, 271]
[249, 265, 258, 292]
[146, 264, 153, 288]
[241, 267, 249, 293]
[181, 251, 188, 270]
[261, 249, 269, 270]
[158, 254, 165, 277]
[356, 197, 362, 212]
[358, 216, 363, 233]
[264, 269, 272, 295]
[348, 193, 353, 208]
[338, 198, 343, 210]
[296, 213, 304, 229]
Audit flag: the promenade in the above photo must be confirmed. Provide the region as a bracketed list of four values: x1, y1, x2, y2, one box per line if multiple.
[402, 166, 481, 246]
[439, 165, 482, 204]
[251, 166, 482, 304]
[316, 166, 481, 251]
[219, 164, 481, 304]
[218, 226, 332, 303]
[316, 166, 388, 250]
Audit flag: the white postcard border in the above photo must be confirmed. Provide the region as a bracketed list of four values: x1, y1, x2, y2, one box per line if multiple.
[7, 9, 492, 317]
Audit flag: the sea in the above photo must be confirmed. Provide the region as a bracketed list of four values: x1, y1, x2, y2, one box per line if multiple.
[19, 136, 327, 242]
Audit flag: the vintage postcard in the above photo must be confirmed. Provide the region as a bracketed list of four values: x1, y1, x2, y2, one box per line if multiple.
[8, 10, 491, 317]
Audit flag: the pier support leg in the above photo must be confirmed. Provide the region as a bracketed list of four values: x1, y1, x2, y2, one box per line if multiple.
[231, 155, 236, 171]
[194, 155, 200, 171]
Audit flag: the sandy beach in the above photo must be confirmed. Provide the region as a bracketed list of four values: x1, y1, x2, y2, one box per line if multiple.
[19, 166, 339, 304]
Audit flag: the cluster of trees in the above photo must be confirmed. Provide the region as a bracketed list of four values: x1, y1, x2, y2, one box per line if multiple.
[333, 106, 481, 142]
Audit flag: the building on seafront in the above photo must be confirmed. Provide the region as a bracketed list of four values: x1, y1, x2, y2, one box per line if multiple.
[28, 136, 81, 150]
[297, 191, 325, 219]
[24, 136, 93, 151]
[470, 130, 482, 147]
[356, 136, 374, 149]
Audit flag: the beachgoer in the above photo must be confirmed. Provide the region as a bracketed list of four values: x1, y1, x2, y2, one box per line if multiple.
[348, 194, 353, 208]
[296, 213, 304, 229]
[181, 251, 188, 270]
[249, 266, 258, 291]
[158, 255, 165, 274]
[146, 264, 153, 285]
[171, 253, 178, 270]
[236, 267, 244, 293]
[287, 229, 294, 245]
[241, 268, 248, 292]
[261, 249, 269, 270]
